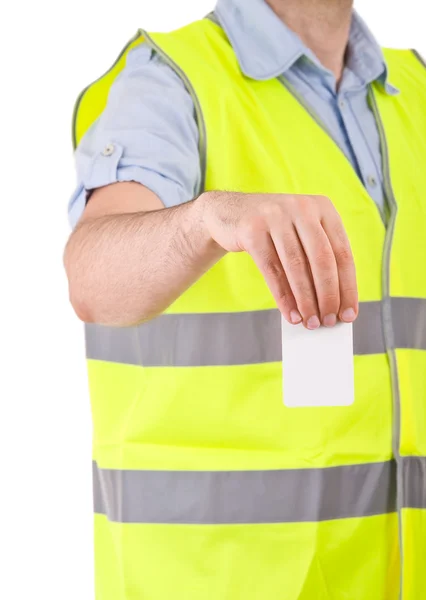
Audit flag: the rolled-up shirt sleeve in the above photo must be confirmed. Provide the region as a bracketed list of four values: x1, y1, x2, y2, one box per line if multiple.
[68, 42, 201, 229]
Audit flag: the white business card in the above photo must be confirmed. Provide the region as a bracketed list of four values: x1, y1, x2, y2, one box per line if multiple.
[282, 317, 354, 408]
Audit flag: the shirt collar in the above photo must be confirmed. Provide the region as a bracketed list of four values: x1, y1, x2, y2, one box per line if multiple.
[214, 0, 399, 94]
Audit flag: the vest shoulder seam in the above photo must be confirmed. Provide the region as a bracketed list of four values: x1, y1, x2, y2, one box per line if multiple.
[412, 49, 426, 70]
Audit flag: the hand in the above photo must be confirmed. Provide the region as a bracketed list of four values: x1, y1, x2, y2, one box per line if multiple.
[200, 191, 358, 329]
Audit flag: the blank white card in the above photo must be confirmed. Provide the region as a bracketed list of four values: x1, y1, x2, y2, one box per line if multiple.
[282, 317, 354, 408]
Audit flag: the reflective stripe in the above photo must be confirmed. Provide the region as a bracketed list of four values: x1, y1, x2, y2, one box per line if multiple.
[85, 297, 426, 367]
[403, 456, 426, 509]
[392, 297, 426, 350]
[86, 309, 283, 367]
[93, 460, 397, 524]
[93, 457, 426, 524]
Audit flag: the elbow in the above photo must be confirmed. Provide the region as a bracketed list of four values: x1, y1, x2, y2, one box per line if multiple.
[68, 289, 154, 327]
[63, 242, 96, 324]
[63, 243, 156, 327]
[69, 290, 96, 324]
[66, 274, 97, 324]
[65, 273, 152, 327]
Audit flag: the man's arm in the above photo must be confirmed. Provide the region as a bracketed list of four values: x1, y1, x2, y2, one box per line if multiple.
[64, 182, 224, 326]
[64, 181, 358, 329]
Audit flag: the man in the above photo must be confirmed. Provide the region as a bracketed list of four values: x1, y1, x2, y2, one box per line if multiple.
[64, 0, 426, 598]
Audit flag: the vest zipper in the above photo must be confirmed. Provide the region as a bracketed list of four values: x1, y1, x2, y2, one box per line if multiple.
[279, 74, 403, 595]
[139, 29, 208, 196]
[368, 87, 404, 600]
[278, 76, 388, 226]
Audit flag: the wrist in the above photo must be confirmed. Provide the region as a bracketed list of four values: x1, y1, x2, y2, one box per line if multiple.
[190, 192, 227, 258]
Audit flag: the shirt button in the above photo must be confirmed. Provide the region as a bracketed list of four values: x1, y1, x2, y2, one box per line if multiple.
[367, 174, 377, 188]
[102, 143, 115, 156]
[339, 99, 346, 109]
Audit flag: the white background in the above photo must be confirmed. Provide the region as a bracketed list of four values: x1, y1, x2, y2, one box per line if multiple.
[1, 1, 424, 598]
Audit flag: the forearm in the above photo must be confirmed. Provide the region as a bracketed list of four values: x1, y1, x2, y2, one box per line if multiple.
[64, 195, 225, 326]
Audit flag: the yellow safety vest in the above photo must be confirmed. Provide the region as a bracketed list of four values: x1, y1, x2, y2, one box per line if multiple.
[73, 16, 426, 600]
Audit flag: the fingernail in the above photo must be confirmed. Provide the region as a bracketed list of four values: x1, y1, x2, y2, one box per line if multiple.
[290, 310, 302, 324]
[307, 315, 320, 330]
[323, 313, 336, 327]
[341, 308, 356, 322]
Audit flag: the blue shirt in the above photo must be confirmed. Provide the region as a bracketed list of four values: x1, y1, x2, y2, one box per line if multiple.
[68, 0, 399, 229]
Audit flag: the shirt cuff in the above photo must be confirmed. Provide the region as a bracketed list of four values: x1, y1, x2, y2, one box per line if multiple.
[67, 160, 192, 229]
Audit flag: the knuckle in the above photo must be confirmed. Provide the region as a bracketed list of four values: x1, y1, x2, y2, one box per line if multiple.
[319, 292, 340, 306]
[340, 286, 358, 299]
[277, 290, 294, 309]
[315, 249, 335, 270]
[312, 194, 332, 209]
[321, 276, 337, 290]
[276, 194, 298, 209]
[334, 222, 348, 242]
[262, 257, 282, 279]
[294, 282, 316, 306]
[334, 245, 353, 264]
[284, 241, 306, 270]
[285, 240, 301, 260]
[238, 216, 266, 247]
[342, 285, 358, 294]
[297, 195, 315, 214]
[262, 201, 286, 219]
[287, 253, 306, 271]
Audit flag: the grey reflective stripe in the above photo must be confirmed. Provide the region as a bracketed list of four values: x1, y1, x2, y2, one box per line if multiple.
[93, 460, 397, 524]
[93, 459, 106, 516]
[403, 456, 426, 509]
[85, 298, 426, 367]
[392, 297, 426, 350]
[86, 310, 282, 367]
[94, 457, 426, 524]
[354, 301, 384, 354]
